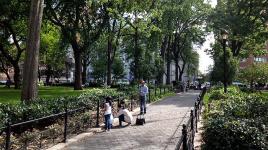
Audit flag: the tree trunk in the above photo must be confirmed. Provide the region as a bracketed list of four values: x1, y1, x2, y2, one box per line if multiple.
[166, 36, 171, 85]
[45, 65, 52, 85]
[13, 63, 21, 89]
[5, 72, 11, 82]
[175, 58, 179, 82]
[21, 0, 44, 102]
[38, 66, 41, 82]
[166, 59, 171, 84]
[133, 27, 140, 81]
[107, 34, 112, 86]
[73, 48, 82, 90]
[179, 71, 183, 82]
[82, 59, 87, 84]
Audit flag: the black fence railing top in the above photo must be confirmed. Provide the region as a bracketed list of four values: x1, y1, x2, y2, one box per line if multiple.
[175, 88, 206, 150]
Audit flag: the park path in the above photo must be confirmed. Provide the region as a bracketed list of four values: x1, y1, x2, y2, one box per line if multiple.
[63, 90, 200, 150]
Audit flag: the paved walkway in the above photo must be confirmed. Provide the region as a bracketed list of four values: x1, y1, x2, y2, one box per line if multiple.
[63, 90, 200, 150]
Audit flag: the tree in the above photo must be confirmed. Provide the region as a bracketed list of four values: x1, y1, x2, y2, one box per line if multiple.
[105, 1, 127, 85]
[21, 0, 44, 101]
[0, 0, 29, 89]
[44, 0, 109, 90]
[112, 56, 125, 81]
[159, 0, 210, 82]
[238, 63, 268, 89]
[210, 0, 268, 57]
[0, 53, 11, 82]
[40, 23, 66, 85]
[122, 0, 161, 82]
[210, 43, 238, 85]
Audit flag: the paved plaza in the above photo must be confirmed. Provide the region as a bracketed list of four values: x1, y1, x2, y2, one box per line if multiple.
[63, 91, 200, 150]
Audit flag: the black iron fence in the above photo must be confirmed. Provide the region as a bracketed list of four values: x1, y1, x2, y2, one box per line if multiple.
[0, 86, 173, 150]
[175, 88, 206, 150]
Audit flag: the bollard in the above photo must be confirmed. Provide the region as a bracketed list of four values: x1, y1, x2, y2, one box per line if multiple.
[182, 124, 188, 150]
[96, 100, 100, 127]
[5, 121, 11, 150]
[63, 107, 68, 143]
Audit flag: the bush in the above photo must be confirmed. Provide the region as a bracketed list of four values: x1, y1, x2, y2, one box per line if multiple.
[0, 88, 124, 132]
[203, 88, 268, 150]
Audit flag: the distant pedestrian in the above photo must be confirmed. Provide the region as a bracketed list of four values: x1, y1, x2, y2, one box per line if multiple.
[139, 80, 148, 114]
[104, 96, 112, 131]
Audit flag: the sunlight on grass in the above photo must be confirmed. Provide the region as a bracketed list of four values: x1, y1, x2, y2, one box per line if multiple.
[0, 86, 87, 104]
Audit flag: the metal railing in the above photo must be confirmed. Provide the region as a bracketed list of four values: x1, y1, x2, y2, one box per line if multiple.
[175, 88, 206, 150]
[0, 86, 173, 150]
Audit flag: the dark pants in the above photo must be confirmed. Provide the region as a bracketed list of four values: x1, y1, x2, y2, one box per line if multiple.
[119, 114, 125, 126]
[140, 96, 146, 114]
[104, 114, 111, 130]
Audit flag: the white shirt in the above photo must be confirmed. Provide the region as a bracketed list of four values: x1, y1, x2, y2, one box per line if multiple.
[104, 103, 112, 115]
[117, 108, 133, 123]
[139, 84, 148, 96]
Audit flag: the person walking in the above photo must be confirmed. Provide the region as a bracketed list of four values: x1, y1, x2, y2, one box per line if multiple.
[139, 80, 148, 114]
[104, 96, 112, 131]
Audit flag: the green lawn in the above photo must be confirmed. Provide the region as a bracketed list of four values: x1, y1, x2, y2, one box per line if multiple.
[263, 91, 268, 97]
[0, 86, 86, 104]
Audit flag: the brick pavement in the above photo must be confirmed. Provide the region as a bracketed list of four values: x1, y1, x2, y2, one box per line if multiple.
[62, 90, 200, 150]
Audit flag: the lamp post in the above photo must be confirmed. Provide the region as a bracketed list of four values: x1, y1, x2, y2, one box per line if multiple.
[221, 30, 228, 93]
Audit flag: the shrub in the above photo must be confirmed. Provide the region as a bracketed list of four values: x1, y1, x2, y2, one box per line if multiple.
[0, 88, 124, 132]
[203, 88, 268, 150]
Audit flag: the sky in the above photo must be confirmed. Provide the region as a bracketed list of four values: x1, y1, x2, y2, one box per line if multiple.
[196, 0, 217, 74]
[197, 33, 215, 74]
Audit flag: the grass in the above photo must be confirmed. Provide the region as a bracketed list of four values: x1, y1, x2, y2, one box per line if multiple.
[262, 91, 268, 97]
[0, 86, 86, 104]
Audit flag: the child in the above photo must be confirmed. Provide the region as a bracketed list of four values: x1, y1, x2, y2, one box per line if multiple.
[104, 96, 112, 131]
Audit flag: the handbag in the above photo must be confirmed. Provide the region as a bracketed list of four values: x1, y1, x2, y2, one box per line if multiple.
[136, 114, 145, 125]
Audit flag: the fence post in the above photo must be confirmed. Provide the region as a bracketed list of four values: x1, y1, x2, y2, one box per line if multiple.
[5, 121, 11, 150]
[191, 110, 194, 131]
[63, 107, 68, 143]
[182, 124, 188, 150]
[195, 102, 198, 133]
[96, 100, 100, 127]
[191, 110, 194, 147]
[154, 85, 157, 96]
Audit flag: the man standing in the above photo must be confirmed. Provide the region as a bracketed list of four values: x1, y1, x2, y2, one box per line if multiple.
[139, 80, 148, 114]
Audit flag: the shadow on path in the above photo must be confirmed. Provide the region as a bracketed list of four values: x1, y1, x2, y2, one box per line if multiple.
[60, 90, 200, 150]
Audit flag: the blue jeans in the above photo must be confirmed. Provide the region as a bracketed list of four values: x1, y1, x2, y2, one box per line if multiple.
[140, 96, 146, 113]
[119, 114, 125, 126]
[104, 114, 111, 130]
